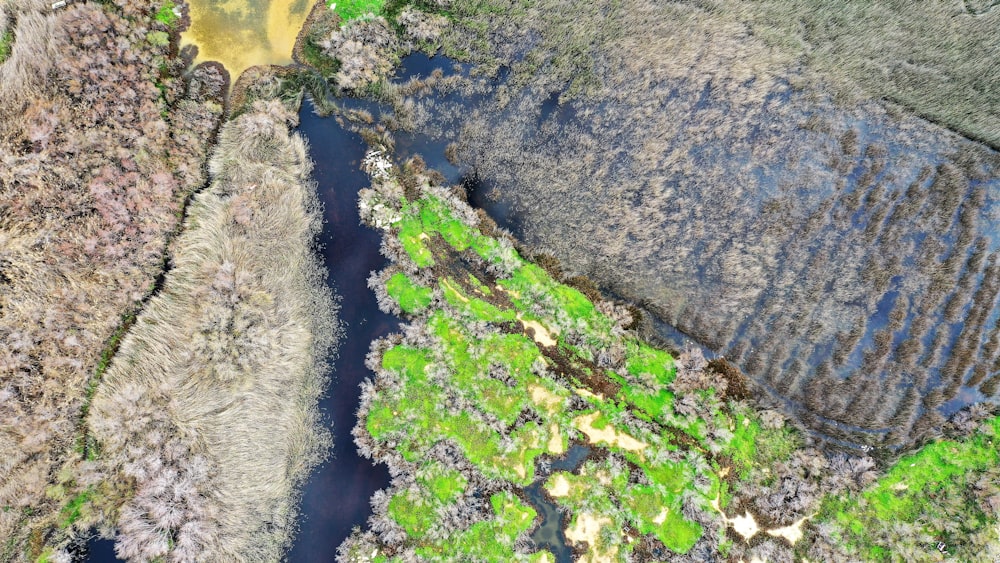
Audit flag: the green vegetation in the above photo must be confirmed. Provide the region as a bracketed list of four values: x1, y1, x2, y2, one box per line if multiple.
[57, 488, 94, 529]
[385, 272, 433, 312]
[328, 0, 386, 23]
[154, 1, 178, 28]
[347, 158, 820, 560]
[0, 29, 13, 65]
[415, 492, 542, 561]
[816, 415, 1000, 560]
[346, 155, 1000, 562]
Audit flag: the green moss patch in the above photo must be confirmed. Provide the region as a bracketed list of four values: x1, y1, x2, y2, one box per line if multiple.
[819, 416, 1000, 559]
[386, 272, 433, 313]
[329, 0, 386, 23]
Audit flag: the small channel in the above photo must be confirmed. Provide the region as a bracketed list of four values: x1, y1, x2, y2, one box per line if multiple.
[524, 444, 591, 562]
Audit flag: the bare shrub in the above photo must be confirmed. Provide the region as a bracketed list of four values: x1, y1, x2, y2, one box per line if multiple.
[0, 1, 221, 557]
[319, 17, 402, 91]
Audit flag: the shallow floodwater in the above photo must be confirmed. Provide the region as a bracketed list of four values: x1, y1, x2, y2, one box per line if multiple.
[181, 0, 311, 81]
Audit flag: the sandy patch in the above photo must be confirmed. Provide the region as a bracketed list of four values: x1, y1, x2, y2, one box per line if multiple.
[418, 232, 430, 241]
[548, 474, 572, 497]
[729, 511, 760, 541]
[495, 284, 521, 299]
[766, 513, 814, 545]
[711, 494, 813, 545]
[652, 508, 669, 525]
[518, 314, 559, 347]
[441, 277, 468, 302]
[573, 412, 648, 452]
[566, 512, 618, 562]
[512, 429, 542, 479]
[547, 422, 564, 454]
[575, 388, 604, 401]
[529, 384, 565, 414]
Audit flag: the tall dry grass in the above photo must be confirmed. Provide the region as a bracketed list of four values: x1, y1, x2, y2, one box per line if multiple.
[0, 1, 57, 112]
[0, 1, 222, 559]
[89, 99, 339, 562]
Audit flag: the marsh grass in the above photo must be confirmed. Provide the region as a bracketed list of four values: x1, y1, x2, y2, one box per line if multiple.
[88, 100, 339, 562]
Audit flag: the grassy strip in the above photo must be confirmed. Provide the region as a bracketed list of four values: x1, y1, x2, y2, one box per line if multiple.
[327, 0, 387, 23]
[386, 272, 433, 312]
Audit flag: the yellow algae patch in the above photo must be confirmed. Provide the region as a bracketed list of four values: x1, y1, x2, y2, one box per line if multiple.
[529, 384, 565, 414]
[573, 412, 648, 452]
[181, 0, 311, 81]
[566, 513, 618, 563]
[517, 313, 558, 347]
[547, 474, 572, 497]
[766, 513, 815, 545]
[547, 422, 564, 454]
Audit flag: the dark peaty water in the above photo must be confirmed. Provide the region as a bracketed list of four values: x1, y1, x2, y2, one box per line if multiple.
[285, 101, 398, 562]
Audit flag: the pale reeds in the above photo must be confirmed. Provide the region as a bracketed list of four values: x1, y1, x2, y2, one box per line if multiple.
[89, 99, 339, 562]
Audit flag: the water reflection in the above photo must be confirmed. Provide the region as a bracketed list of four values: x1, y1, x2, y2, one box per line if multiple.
[181, 0, 312, 80]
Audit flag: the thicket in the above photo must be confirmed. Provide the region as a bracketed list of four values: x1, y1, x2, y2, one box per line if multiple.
[298, 0, 446, 91]
[332, 152, 1000, 562]
[0, 0, 222, 559]
[87, 99, 339, 562]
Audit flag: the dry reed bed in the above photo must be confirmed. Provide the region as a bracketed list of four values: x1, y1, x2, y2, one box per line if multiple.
[0, 0, 221, 559]
[88, 99, 339, 562]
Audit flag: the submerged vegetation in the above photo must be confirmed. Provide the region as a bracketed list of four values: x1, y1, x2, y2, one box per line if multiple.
[293, 0, 1000, 452]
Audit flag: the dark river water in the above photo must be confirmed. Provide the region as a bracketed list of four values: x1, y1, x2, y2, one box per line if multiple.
[80, 52, 552, 562]
[285, 101, 399, 561]
[81, 101, 397, 562]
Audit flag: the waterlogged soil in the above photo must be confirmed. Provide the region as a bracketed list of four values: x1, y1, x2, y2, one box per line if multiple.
[525, 444, 591, 562]
[395, 47, 1000, 453]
